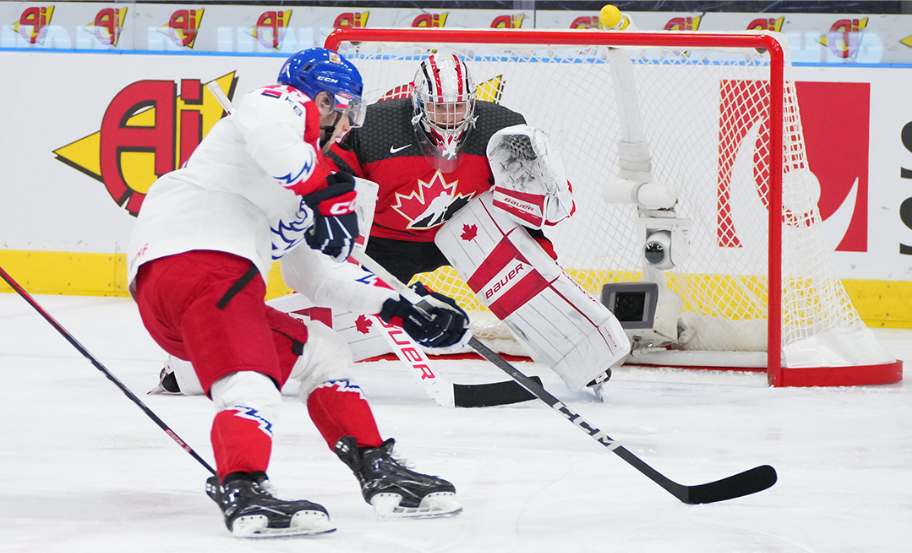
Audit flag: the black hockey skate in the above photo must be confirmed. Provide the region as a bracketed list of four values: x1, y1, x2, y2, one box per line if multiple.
[205, 474, 335, 538]
[147, 366, 181, 395]
[334, 436, 461, 519]
[587, 368, 612, 402]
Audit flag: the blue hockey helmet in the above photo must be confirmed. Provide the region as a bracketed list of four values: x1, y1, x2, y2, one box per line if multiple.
[277, 48, 366, 128]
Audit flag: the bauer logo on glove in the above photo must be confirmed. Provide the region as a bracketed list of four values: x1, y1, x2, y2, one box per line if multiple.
[487, 125, 575, 229]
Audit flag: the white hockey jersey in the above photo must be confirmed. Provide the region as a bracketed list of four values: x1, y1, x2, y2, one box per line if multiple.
[126, 84, 333, 295]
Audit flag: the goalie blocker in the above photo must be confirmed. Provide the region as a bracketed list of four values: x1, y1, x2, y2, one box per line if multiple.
[436, 190, 630, 391]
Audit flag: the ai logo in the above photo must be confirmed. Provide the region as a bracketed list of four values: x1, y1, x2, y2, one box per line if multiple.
[13, 5, 54, 44]
[819, 18, 869, 59]
[86, 7, 126, 46]
[53, 74, 237, 215]
[413, 13, 447, 27]
[159, 9, 204, 48]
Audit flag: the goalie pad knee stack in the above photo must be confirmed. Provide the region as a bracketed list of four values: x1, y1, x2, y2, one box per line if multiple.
[436, 191, 630, 390]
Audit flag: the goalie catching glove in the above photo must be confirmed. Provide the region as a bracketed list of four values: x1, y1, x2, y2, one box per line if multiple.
[301, 172, 359, 262]
[379, 282, 472, 353]
[487, 124, 575, 229]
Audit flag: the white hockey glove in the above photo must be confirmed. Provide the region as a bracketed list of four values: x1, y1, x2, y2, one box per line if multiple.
[487, 125, 575, 229]
[379, 283, 472, 354]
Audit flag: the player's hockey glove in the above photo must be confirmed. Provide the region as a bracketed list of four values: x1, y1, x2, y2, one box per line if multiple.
[301, 172, 359, 263]
[380, 282, 472, 353]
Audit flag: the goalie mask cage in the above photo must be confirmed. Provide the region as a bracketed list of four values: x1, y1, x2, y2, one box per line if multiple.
[325, 28, 902, 387]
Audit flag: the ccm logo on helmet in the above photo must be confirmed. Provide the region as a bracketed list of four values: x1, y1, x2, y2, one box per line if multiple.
[317, 75, 340, 84]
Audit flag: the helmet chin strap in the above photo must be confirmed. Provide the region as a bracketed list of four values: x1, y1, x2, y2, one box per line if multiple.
[320, 111, 344, 144]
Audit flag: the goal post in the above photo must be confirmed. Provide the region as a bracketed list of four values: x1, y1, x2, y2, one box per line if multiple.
[324, 27, 902, 387]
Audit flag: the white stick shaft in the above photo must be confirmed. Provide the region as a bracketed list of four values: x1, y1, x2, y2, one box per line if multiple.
[206, 81, 236, 115]
[371, 315, 456, 407]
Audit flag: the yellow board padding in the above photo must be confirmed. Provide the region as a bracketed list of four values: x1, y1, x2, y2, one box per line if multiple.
[1, 249, 911, 328]
[0, 250, 293, 300]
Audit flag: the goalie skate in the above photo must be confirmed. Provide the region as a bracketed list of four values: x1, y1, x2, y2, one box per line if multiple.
[334, 436, 462, 519]
[205, 476, 335, 538]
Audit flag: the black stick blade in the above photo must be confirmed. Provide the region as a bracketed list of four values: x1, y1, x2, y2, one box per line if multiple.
[684, 465, 777, 504]
[453, 376, 542, 408]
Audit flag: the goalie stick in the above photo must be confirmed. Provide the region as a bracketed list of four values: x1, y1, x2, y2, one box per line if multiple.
[206, 81, 538, 409]
[350, 251, 778, 504]
[0, 265, 216, 476]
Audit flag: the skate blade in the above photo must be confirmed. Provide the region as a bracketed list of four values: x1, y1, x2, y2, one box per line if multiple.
[231, 511, 336, 539]
[371, 492, 462, 519]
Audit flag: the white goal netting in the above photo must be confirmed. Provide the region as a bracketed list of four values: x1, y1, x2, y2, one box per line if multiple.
[333, 30, 894, 375]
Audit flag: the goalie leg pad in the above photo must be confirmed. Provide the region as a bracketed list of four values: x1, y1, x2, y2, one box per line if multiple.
[436, 191, 631, 390]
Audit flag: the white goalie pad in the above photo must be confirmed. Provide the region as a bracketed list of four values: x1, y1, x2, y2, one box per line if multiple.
[436, 191, 631, 390]
[487, 124, 574, 229]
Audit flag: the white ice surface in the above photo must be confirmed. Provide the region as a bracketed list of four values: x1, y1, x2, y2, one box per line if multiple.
[1, 294, 909, 553]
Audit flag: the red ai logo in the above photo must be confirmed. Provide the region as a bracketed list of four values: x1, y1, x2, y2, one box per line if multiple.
[252, 11, 292, 50]
[88, 7, 127, 46]
[746, 16, 784, 32]
[161, 9, 204, 48]
[53, 74, 237, 215]
[491, 14, 524, 28]
[413, 13, 447, 27]
[14, 5, 54, 44]
[820, 18, 869, 59]
[334, 11, 369, 28]
[664, 16, 702, 31]
[570, 16, 600, 29]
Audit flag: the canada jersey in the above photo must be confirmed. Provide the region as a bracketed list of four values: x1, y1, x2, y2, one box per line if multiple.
[327, 99, 525, 242]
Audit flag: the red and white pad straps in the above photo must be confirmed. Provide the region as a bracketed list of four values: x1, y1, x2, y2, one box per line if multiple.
[436, 191, 629, 390]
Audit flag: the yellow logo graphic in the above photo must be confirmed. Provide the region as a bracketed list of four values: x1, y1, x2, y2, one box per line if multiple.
[13, 5, 54, 44]
[86, 7, 127, 46]
[491, 14, 524, 29]
[249, 10, 292, 49]
[819, 18, 868, 58]
[159, 8, 204, 48]
[53, 73, 236, 215]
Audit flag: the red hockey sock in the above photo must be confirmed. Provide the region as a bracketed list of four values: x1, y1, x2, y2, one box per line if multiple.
[307, 380, 383, 450]
[211, 408, 274, 481]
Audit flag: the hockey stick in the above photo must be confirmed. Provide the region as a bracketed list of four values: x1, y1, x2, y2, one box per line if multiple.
[204, 81, 538, 408]
[372, 315, 456, 407]
[350, 252, 778, 504]
[0, 265, 217, 476]
[371, 312, 540, 408]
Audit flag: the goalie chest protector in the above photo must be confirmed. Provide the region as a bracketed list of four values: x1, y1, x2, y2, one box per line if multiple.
[436, 191, 630, 390]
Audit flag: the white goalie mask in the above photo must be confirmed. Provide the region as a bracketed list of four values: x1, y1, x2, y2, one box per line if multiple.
[410, 53, 477, 172]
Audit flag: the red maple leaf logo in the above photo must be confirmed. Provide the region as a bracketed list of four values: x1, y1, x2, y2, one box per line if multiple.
[461, 223, 478, 241]
[392, 170, 474, 230]
[355, 314, 373, 334]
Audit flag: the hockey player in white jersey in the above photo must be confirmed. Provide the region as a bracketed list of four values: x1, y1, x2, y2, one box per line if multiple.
[128, 48, 469, 538]
[155, 53, 632, 402]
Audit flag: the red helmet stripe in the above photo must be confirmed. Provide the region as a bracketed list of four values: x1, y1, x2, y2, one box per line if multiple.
[429, 55, 444, 101]
[452, 54, 464, 96]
